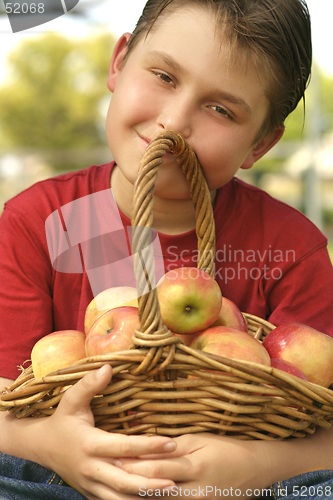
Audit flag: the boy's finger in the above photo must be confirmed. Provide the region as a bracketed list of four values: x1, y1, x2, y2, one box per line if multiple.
[91, 432, 177, 458]
[90, 460, 175, 496]
[111, 456, 191, 483]
[60, 364, 112, 414]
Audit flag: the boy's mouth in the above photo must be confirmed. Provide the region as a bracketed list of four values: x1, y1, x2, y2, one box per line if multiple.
[138, 132, 175, 160]
[137, 133, 150, 149]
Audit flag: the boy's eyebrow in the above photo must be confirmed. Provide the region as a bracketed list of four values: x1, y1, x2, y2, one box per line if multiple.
[147, 50, 183, 73]
[214, 90, 252, 116]
[147, 50, 252, 116]
[149, 50, 185, 73]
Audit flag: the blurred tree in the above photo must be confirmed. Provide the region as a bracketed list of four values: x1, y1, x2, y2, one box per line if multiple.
[254, 69, 333, 175]
[0, 31, 115, 154]
[320, 73, 333, 131]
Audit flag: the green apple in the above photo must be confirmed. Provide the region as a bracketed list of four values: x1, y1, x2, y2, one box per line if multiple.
[157, 267, 222, 335]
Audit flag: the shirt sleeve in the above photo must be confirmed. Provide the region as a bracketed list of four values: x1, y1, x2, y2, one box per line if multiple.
[266, 244, 333, 337]
[0, 205, 54, 379]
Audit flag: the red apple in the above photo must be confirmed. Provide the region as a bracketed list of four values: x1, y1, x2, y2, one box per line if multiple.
[262, 322, 333, 387]
[31, 330, 86, 379]
[190, 326, 271, 366]
[84, 286, 138, 334]
[157, 267, 222, 335]
[270, 358, 309, 381]
[85, 306, 140, 356]
[211, 297, 247, 332]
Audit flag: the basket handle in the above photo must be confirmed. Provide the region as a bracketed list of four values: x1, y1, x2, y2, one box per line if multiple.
[131, 130, 216, 339]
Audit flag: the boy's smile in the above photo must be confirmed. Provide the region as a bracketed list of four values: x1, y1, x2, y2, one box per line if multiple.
[106, 4, 282, 231]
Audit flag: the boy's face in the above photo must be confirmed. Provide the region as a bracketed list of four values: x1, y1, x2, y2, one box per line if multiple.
[106, 5, 281, 200]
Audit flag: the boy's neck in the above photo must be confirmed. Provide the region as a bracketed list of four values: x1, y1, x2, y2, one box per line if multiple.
[110, 164, 216, 235]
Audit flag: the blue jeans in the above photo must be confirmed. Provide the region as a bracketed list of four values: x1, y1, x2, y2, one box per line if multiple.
[0, 452, 87, 499]
[263, 470, 333, 499]
[0, 452, 333, 500]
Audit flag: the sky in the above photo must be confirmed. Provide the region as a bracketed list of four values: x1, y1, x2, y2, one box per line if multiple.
[0, 0, 332, 84]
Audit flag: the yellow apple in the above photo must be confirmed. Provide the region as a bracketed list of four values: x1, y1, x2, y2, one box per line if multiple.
[84, 286, 138, 334]
[31, 330, 86, 379]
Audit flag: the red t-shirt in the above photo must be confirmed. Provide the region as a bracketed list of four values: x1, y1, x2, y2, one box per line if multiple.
[1, 162, 332, 379]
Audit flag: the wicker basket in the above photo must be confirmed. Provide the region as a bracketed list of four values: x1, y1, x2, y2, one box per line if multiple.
[1, 131, 333, 441]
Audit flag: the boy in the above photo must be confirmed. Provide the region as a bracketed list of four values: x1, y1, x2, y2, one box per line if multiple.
[1, 0, 333, 499]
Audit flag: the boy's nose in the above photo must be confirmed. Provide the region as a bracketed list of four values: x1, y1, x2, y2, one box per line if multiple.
[158, 97, 192, 139]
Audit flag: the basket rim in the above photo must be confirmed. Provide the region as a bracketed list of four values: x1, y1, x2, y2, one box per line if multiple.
[2, 312, 333, 403]
[242, 313, 275, 331]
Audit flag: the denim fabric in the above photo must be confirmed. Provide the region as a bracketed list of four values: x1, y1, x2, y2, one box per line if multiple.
[0, 452, 87, 500]
[262, 470, 333, 499]
[0, 451, 333, 500]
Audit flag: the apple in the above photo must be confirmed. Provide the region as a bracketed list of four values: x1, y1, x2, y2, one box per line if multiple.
[270, 358, 309, 381]
[173, 332, 200, 346]
[31, 330, 86, 379]
[211, 297, 248, 332]
[85, 306, 140, 356]
[190, 326, 271, 366]
[84, 286, 138, 334]
[157, 267, 222, 335]
[262, 322, 333, 387]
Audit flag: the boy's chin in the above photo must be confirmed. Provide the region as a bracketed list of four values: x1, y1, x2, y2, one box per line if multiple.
[153, 182, 192, 201]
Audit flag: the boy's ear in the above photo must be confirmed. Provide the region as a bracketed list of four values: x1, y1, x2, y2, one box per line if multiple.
[240, 126, 284, 170]
[107, 33, 132, 92]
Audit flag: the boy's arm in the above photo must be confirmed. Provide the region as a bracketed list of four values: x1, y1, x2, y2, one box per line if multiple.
[0, 368, 177, 499]
[115, 427, 333, 498]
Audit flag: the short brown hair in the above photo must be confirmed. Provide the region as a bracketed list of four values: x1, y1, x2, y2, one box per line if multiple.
[125, 0, 312, 141]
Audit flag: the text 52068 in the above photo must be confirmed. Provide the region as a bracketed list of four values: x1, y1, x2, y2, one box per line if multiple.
[5, 3, 45, 13]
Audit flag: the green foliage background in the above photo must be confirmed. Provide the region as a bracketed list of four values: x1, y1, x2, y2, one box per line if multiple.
[0, 32, 116, 169]
[254, 67, 333, 175]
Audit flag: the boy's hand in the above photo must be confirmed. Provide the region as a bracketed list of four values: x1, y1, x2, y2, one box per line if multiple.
[38, 365, 176, 500]
[112, 433, 269, 499]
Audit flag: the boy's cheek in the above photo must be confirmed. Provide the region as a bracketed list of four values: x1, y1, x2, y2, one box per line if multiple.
[108, 87, 157, 130]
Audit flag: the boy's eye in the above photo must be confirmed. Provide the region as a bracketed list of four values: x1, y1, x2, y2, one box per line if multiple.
[211, 105, 231, 119]
[154, 71, 173, 84]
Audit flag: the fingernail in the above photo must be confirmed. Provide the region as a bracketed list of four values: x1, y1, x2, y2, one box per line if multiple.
[163, 441, 176, 452]
[114, 459, 122, 468]
[97, 365, 108, 378]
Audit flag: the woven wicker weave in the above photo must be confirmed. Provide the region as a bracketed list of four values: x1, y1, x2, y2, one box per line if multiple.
[1, 130, 333, 441]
